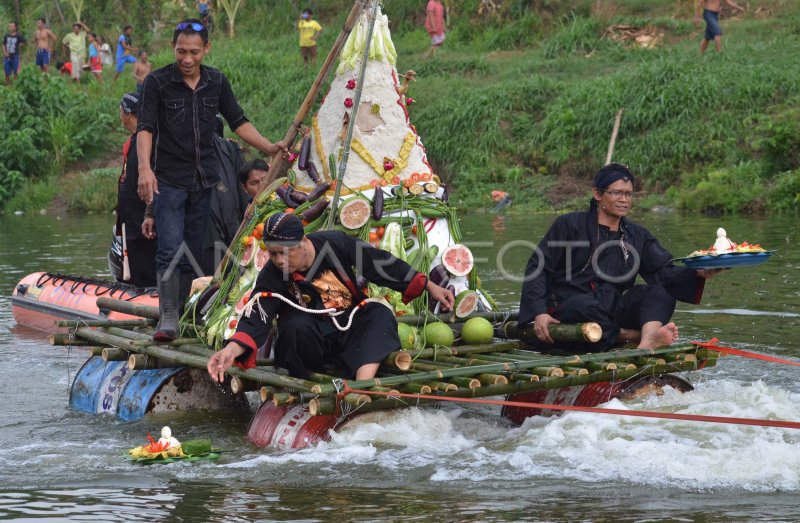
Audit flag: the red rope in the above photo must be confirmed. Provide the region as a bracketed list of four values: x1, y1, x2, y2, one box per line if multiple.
[339, 385, 800, 430]
[692, 338, 800, 367]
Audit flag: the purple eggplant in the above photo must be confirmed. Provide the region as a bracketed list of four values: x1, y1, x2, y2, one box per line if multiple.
[276, 185, 299, 208]
[372, 187, 384, 221]
[298, 136, 311, 171]
[307, 181, 331, 202]
[440, 184, 449, 203]
[306, 162, 321, 184]
[428, 264, 450, 287]
[289, 190, 309, 204]
[299, 198, 330, 222]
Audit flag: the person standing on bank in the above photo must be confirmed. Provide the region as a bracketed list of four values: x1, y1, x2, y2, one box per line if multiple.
[518, 163, 724, 353]
[694, 0, 744, 55]
[137, 20, 288, 342]
[297, 9, 322, 70]
[34, 18, 57, 73]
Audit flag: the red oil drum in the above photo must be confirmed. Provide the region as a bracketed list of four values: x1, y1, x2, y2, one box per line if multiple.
[501, 374, 693, 426]
[247, 401, 351, 450]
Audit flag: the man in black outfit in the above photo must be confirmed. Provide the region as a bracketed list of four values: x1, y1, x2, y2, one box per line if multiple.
[518, 163, 723, 352]
[207, 212, 455, 381]
[114, 92, 157, 288]
[136, 19, 287, 341]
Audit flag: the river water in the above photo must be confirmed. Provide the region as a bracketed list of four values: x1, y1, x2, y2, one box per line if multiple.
[1, 210, 799, 521]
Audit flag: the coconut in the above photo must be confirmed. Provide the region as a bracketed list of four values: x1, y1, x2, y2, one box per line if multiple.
[422, 322, 454, 348]
[461, 317, 494, 345]
[397, 323, 417, 350]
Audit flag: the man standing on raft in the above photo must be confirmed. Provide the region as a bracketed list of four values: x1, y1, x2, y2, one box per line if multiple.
[518, 163, 723, 352]
[208, 212, 454, 382]
[137, 19, 287, 342]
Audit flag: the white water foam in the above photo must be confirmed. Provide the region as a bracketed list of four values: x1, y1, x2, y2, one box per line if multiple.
[228, 379, 800, 491]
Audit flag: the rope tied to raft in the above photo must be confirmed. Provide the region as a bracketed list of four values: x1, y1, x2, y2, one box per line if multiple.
[242, 292, 384, 332]
[334, 386, 800, 431]
[691, 338, 800, 367]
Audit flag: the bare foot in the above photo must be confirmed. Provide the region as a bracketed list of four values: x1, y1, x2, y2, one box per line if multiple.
[638, 322, 679, 349]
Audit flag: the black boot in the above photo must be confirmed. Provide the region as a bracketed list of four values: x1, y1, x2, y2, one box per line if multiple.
[154, 270, 180, 342]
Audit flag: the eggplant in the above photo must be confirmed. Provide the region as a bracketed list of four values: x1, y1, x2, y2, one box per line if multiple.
[440, 184, 449, 203]
[276, 185, 299, 208]
[372, 187, 384, 221]
[306, 161, 321, 184]
[298, 136, 311, 171]
[289, 190, 309, 204]
[428, 264, 450, 288]
[299, 198, 330, 222]
[307, 181, 331, 202]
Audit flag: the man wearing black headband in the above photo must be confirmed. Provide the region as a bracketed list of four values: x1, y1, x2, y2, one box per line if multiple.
[518, 163, 723, 352]
[136, 19, 288, 341]
[207, 212, 455, 381]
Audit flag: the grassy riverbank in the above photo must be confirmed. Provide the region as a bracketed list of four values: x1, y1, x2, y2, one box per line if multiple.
[2, 0, 799, 214]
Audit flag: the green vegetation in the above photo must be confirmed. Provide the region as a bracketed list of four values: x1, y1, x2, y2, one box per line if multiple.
[1, 0, 799, 214]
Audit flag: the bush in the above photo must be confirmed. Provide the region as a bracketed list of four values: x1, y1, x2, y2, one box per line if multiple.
[678, 162, 768, 214]
[67, 168, 120, 213]
[0, 69, 117, 209]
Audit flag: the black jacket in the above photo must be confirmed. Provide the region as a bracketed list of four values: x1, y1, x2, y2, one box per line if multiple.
[137, 63, 249, 190]
[518, 201, 703, 327]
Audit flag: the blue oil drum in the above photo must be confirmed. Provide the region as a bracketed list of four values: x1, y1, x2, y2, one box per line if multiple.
[69, 356, 182, 421]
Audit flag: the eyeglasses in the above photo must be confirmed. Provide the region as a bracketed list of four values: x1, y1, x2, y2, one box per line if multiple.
[604, 190, 634, 199]
[175, 22, 205, 31]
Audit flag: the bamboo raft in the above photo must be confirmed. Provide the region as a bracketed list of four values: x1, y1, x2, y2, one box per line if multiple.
[55, 297, 722, 447]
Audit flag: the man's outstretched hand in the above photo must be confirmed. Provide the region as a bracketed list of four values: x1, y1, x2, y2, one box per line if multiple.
[207, 342, 246, 383]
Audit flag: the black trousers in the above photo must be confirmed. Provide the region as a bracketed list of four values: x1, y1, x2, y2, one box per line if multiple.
[548, 284, 676, 352]
[274, 302, 400, 379]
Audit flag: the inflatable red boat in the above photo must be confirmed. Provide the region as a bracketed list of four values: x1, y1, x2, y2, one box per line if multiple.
[11, 272, 158, 332]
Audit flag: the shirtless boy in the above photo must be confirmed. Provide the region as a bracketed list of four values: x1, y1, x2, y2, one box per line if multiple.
[694, 0, 744, 55]
[34, 18, 57, 72]
[132, 50, 151, 93]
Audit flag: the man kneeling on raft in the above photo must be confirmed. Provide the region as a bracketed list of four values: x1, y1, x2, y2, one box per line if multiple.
[518, 163, 724, 352]
[209, 212, 455, 382]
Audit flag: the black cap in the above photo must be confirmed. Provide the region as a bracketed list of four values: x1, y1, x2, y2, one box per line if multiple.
[120, 92, 141, 114]
[263, 212, 304, 246]
[594, 162, 634, 190]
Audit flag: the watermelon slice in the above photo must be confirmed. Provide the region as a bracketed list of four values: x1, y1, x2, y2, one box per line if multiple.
[454, 290, 479, 318]
[254, 245, 270, 270]
[240, 240, 256, 267]
[339, 198, 371, 229]
[441, 244, 474, 277]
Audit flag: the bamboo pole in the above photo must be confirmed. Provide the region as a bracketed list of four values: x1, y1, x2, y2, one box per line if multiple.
[504, 321, 602, 344]
[73, 327, 321, 393]
[95, 297, 160, 320]
[89, 347, 105, 357]
[128, 353, 163, 370]
[273, 392, 301, 407]
[102, 347, 128, 361]
[260, 386, 278, 402]
[311, 345, 702, 395]
[606, 108, 625, 165]
[49, 333, 93, 346]
[310, 361, 702, 417]
[423, 381, 458, 392]
[383, 340, 522, 367]
[56, 318, 155, 328]
[230, 376, 259, 394]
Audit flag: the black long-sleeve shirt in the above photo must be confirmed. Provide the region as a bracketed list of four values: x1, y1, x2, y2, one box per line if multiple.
[518, 207, 704, 327]
[136, 63, 249, 190]
[230, 230, 428, 367]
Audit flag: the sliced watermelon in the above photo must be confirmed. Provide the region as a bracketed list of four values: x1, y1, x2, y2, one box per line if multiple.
[441, 244, 474, 277]
[339, 198, 371, 229]
[254, 246, 270, 271]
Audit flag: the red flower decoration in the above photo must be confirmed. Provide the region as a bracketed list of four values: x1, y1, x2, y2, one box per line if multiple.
[287, 152, 298, 163]
[383, 161, 395, 171]
[406, 97, 415, 105]
[344, 98, 353, 108]
[391, 176, 400, 185]
[370, 179, 379, 188]
[346, 79, 357, 90]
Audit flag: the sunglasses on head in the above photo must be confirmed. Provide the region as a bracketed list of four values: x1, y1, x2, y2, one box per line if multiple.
[175, 22, 205, 31]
